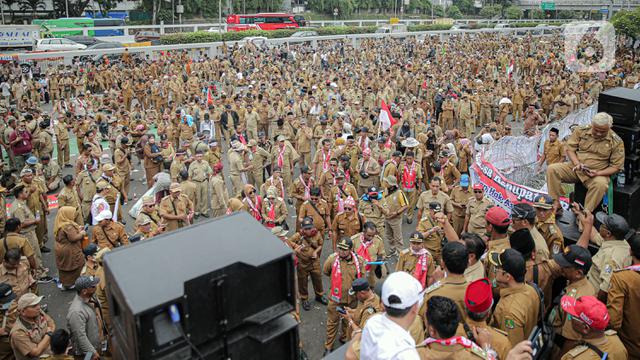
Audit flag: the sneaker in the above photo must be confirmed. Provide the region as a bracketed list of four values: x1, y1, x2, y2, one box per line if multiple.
[302, 300, 310, 311]
[40, 246, 51, 253]
[322, 348, 332, 356]
[38, 276, 54, 283]
[315, 295, 328, 305]
[385, 249, 398, 259]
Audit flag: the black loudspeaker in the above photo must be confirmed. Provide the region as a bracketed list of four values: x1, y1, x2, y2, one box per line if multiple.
[598, 87, 640, 127]
[611, 124, 640, 155]
[104, 212, 298, 360]
[624, 153, 640, 183]
[574, 178, 640, 225]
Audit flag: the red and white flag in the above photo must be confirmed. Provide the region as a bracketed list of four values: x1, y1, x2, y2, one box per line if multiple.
[379, 100, 397, 131]
[506, 59, 515, 79]
[206, 86, 214, 105]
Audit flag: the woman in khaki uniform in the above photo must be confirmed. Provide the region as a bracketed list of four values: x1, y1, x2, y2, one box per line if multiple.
[53, 207, 86, 289]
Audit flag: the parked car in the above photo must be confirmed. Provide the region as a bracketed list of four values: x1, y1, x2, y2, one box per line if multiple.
[80, 42, 125, 62]
[206, 27, 225, 33]
[290, 31, 318, 38]
[36, 38, 87, 51]
[64, 35, 102, 46]
[495, 23, 512, 29]
[134, 31, 161, 42]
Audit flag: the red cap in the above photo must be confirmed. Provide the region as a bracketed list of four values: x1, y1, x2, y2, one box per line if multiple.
[485, 207, 512, 226]
[464, 278, 493, 313]
[561, 295, 609, 331]
[472, 184, 483, 191]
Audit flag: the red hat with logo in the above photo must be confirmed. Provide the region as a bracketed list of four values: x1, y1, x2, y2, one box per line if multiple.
[485, 206, 512, 226]
[464, 278, 493, 313]
[560, 295, 609, 331]
[472, 183, 484, 191]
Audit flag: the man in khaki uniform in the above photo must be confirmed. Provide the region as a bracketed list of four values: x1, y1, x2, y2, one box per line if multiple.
[113, 137, 132, 197]
[351, 222, 385, 287]
[91, 210, 129, 250]
[322, 237, 366, 355]
[159, 183, 194, 232]
[170, 150, 187, 183]
[328, 172, 358, 220]
[1, 218, 36, 270]
[416, 177, 453, 223]
[40, 156, 61, 193]
[209, 163, 228, 217]
[450, 175, 473, 235]
[511, 203, 550, 262]
[96, 164, 125, 223]
[489, 249, 540, 345]
[457, 278, 513, 360]
[547, 113, 625, 212]
[417, 202, 446, 263]
[247, 139, 270, 191]
[298, 187, 331, 235]
[419, 241, 470, 325]
[188, 151, 212, 217]
[295, 120, 313, 167]
[607, 233, 640, 357]
[228, 141, 251, 196]
[483, 207, 512, 285]
[271, 136, 295, 191]
[341, 278, 384, 354]
[561, 295, 628, 360]
[356, 149, 381, 196]
[533, 194, 564, 255]
[261, 187, 288, 229]
[244, 104, 259, 140]
[380, 151, 401, 190]
[53, 118, 71, 167]
[9, 293, 56, 360]
[17, 169, 48, 252]
[463, 184, 493, 238]
[358, 187, 387, 236]
[331, 197, 362, 252]
[382, 176, 408, 258]
[396, 232, 436, 289]
[398, 151, 422, 223]
[537, 127, 565, 168]
[289, 217, 328, 311]
[135, 196, 165, 237]
[291, 166, 315, 219]
[587, 213, 632, 302]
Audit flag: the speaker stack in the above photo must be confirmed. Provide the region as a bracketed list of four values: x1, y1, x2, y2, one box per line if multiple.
[575, 87, 640, 224]
[104, 212, 298, 360]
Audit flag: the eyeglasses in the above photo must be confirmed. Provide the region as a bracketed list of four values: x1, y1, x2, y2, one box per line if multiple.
[344, 207, 353, 211]
[249, 190, 256, 195]
[474, 190, 483, 193]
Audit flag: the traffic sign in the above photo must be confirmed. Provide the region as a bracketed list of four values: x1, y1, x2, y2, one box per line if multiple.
[540, 2, 555, 10]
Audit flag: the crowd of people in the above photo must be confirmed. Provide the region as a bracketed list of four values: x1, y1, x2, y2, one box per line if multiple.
[0, 28, 637, 359]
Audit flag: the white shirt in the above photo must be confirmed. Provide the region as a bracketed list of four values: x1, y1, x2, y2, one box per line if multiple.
[360, 314, 420, 360]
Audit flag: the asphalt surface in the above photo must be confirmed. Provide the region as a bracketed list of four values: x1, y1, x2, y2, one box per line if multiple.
[34, 108, 525, 360]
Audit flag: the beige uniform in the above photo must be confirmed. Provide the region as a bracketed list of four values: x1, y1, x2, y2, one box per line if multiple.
[450, 186, 473, 235]
[383, 189, 408, 254]
[420, 273, 469, 325]
[560, 330, 628, 360]
[465, 197, 493, 235]
[551, 278, 597, 341]
[607, 266, 640, 357]
[352, 233, 385, 286]
[158, 194, 194, 232]
[417, 191, 453, 217]
[587, 240, 631, 294]
[188, 160, 212, 216]
[491, 283, 540, 345]
[9, 199, 42, 272]
[209, 174, 229, 217]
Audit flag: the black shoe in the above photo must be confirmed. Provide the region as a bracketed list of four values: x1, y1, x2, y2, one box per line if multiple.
[407, 218, 413, 224]
[299, 349, 309, 360]
[322, 348, 331, 357]
[315, 295, 328, 305]
[64, 164, 73, 168]
[287, 198, 293, 205]
[302, 300, 310, 311]
[38, 276, 54, 283]
[201, 213, 210, 218]
[339, 338, 347, 344]
[40, 246, 51, 253]
[121, 220, 127, 225]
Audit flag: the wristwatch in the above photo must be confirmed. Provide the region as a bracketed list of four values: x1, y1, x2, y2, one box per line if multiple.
[46, 331, 53, 337]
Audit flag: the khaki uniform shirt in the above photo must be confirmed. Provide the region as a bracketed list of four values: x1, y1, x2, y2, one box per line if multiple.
[188, 160, 212, 182]
[10, 313, 54, 360]
[318, 171, 335, 201]
[417, 191, 453, 215]
[357, 158, 381, 188]
[587, 240, 631, 293]
[491, 283, 540, 345]
[0, 232, 34, 261]
[288, 232, 323, 264]
[607, 267, 640, 356]
[421, 274, 469, 325]
[552, 277, 597, 340]
[450, 187, 473, 218]
[417, 342, 487, 360]
[9, 200, 37, 234]
[536, 216, 564, 255]
[484, 237, 510, 284]
[135, 210, 163, 236]
[352, 294, 384, 329]
[464, 260, 485, 283]
[560, 331, 628, 360]
[383, 189, 408, 220]
[565, 126, 625, 183]
[159, 194, 193, 232]
[543, 139, 565, 165]
[328, 184, 359, 215]
[396, 248, 436, 280]
[91, 222, 129, 250]
[416, 216, 444, 255]
[261, 198, 288, 225]
[465, 197, 493, 235]
[331, 212, 362, 240]
[322, 253, 366, 304]
[58, 186, 81, 210]
[0, 261, 33, 298]
[298, 200, 330, 232]
[352, 233, 385, 264]
[210, 175, 229, 209]
[530, 226, 550, 261]
[96, 176, 122, 206]
[455, 319, 512, 360]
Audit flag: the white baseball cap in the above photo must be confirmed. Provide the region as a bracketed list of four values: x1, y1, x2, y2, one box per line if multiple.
[382, 272, 424, 309]
[95, 210, 113, 222]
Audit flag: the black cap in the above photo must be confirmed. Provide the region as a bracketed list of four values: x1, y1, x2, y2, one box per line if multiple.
[120, 137, 130, 144]
[367, 186, 379, 194]
[300, 165, 311, 174]
[392, 151, 403, 157]
[553, 245, 592, 273]
[301, 216, 314, 229]
[595, 212, 633, 240]
[509, 229, 535, 257]
[489, 248, 525, 280]
[337, 237, 353, 250]
[0, 283, 16, 307]
[429, 202, 442, 212]
[83, 243, 99, 257]
[409, 231, 424, 243]
[511, 203, 536, 221]
[348, 278, 370, 295]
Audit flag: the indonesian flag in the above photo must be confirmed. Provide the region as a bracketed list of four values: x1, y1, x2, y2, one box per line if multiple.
[206, 86, 214, 105]
[379, 100, 397, 131]
[506, 59, 514, 79]
[421, 80, 427, 90]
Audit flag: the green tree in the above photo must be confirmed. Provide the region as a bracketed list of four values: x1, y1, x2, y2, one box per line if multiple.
[504, 5, 522, 19]
[452, 0, 473, 14]
[557, 10, 576, 19]
[479, 4, 501, 18]
[446, 5, 462, 19]
[95, 0, 122, 17]
[2, 0, 19, 19]
[19, 0, 44, 18]
[531, 8, 545, 19]
[51, 0, 91, 17]
[612, 8, 640, 40]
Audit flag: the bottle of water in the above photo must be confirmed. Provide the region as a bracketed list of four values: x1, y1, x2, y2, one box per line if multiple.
[617, 170, 626, 187]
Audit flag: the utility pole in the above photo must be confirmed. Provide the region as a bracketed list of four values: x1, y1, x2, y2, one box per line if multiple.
[65, 0, 69, 17]
[219, 0, 222, 31]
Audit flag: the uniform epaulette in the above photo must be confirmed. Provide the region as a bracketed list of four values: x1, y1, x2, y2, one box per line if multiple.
[567, 345, 588, 357]
[400, 248, 410, 255]
[611, 132, 622, 143]
[492, 327, 508, 337]
[365, 306, 377, 315]
[469, 345, 487, 359]
[425, 281, 441, 294]
[604, 329, 617, 336]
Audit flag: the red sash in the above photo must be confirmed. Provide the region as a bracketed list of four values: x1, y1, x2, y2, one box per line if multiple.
[277, 145, 286, 168]
[402, 162, 417, 189]
[299, 175, 311, 200]
[322, 149, 331, 172]
[330, 253, 361, 303]
[421, 336, 495, 360]
[238, 134, 246, 145]
[266, 201, 276, 228]
[244, 196, 262, 222]
[625, 264, 640, 272]
[413, 253, 429, 289]
[356, 235, 373, 271]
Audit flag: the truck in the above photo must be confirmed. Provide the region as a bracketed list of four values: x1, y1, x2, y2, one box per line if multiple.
[0, 25, 40, 50]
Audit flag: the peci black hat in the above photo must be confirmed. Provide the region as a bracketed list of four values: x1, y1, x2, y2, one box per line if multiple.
[348, 278, 370, 295]
[553, 245, 593, 273]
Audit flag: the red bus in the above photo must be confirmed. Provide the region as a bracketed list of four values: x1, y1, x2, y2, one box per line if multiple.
[225, 13, 301, 32]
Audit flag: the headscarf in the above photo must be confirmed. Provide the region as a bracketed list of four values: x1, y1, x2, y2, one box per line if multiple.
[54, 206, 81, 238]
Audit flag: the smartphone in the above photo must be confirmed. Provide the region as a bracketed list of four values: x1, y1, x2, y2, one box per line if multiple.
[84, 352, 93, 360]
[527, 326, 545, 359]
[336, 306, 347, 315]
